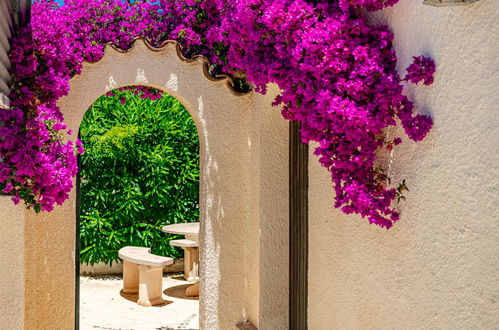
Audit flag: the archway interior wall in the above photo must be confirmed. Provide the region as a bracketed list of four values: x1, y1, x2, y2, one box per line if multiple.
[22, 40, 289, 329]
[249, 83, 290, 329]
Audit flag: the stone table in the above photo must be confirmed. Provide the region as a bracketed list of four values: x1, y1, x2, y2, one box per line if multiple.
[162, 223, 200, 296]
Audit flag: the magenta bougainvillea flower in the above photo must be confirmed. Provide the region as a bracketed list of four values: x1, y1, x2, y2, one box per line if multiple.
[405, 56, 436, 86]
[0, 0, 435, 228]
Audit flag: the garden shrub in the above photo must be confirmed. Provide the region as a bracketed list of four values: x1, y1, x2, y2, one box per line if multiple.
[79, 87, 199, 265]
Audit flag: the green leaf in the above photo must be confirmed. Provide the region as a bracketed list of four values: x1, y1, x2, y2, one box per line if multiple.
[79, 87, 199, 263]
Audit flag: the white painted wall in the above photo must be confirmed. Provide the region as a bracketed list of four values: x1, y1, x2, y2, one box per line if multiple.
[308, 0, 498, 328]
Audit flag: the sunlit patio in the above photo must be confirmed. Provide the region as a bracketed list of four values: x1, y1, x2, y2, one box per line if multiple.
[80, 274, 199, 330]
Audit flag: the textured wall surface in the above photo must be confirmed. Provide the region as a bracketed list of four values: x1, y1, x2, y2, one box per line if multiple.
[0, 196, 24, 329]
[308, 0, 498, 329]
[24, 195, 77, 329]
[253, 84, 289, 329]
[20, 39, 289, 329]
[79, 260, 184, 275]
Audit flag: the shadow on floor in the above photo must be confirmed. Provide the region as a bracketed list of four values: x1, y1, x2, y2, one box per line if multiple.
[169, 275, 187, 281]
[120, 289, 174, 306]
[164, 284, 199, 301]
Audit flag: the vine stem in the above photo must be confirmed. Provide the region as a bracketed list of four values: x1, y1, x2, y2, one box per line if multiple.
[386, 127, 395, 186]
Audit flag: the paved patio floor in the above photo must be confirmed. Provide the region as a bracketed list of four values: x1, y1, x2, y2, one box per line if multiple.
[80, 274, 199, 330]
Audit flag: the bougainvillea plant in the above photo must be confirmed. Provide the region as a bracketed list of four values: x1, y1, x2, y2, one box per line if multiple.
[0, 0, 435, 228]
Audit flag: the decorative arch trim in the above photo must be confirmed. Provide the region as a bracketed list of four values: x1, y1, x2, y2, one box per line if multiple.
[89, 37, 250, 96]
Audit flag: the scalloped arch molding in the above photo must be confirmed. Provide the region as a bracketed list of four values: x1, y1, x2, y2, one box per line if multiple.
[21, 39, 290, 329]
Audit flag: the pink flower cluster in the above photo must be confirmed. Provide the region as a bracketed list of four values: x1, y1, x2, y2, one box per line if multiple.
[405, 56, 436, 86]
[106, 86, 163, 104]
[339, 0, 400, 11]
[2, 0, 435, 228]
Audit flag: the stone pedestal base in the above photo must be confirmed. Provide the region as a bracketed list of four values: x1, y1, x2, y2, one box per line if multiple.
[122, 260, 165, 306]
[183, 247, 199, 282]
[185, 281, 199, 297]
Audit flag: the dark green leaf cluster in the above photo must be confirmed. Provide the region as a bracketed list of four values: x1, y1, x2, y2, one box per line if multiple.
[79, 88, 199, 265]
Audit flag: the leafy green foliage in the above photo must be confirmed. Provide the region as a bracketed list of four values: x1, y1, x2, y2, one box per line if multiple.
[79, 88, 199, 265]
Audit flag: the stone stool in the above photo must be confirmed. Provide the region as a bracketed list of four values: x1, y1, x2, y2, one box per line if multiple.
[118, 246, 173, 306]
[170, 239, 199, 282]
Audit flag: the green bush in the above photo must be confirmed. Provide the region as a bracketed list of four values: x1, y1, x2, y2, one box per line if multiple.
[79, 88, 199, 265]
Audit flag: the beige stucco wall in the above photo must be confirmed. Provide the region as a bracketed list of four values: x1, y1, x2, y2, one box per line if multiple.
[24, 195, 77, 328]
[251, 84, 290, 329]
[0, 196, 24, 329]
[16, 39, 288, 329]
[79, 260, 184, 275]
[308, 0, 498, 329]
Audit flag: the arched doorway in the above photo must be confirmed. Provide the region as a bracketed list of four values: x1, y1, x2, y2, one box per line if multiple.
[22, 38, 291, 329]
[76, 85, 201, 328]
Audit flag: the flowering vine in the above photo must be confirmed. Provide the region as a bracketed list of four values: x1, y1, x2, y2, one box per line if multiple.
[404, 55, 436, 86]
[0, 0, 435, 228]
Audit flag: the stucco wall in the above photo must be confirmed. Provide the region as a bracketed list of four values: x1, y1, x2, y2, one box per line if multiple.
[79, 260, 184, 275]
[18, 39, 289, 329]
[24, 196, 77, 328]
[308, 0, 498, 328]
[253, 84, 289, 329]
[0, 196, 24, 329]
